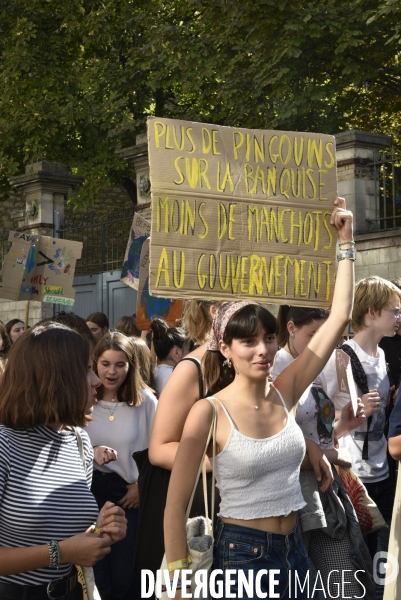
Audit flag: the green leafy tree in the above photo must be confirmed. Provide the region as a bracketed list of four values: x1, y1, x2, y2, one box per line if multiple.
[0, 0, 400, 205]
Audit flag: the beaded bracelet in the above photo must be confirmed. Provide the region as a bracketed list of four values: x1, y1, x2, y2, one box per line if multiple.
[48, 540, 60, 569]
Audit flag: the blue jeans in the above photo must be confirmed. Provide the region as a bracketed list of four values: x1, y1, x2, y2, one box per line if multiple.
[213, 519, 310, 599]
[91, 471, 140, 600]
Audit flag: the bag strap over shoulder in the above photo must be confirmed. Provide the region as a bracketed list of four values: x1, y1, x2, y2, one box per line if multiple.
[340, 343, 394, 461]
[178, 357, 204, 399]
[340, 344, 372, 460]
[185, 398, 217, 529]
[340, 345, 369, 395]
[73, 427, 87, 473]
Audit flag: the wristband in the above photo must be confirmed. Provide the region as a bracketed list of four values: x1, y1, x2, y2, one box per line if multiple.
[167, 556, 192, 572]
[48, 540, 60, 569]
[337, 240, 355, 247]
[337, 248, 356, 262]
[162, 579, 182, 592]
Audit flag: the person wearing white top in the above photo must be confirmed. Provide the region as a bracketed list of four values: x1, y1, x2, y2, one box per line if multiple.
[272, 305, 372, 599]
[324, 276, 401, 600]
[86, 331, 157, 600]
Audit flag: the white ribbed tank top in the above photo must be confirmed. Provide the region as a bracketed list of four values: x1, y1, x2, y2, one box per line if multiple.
[212, 384, 306, 519]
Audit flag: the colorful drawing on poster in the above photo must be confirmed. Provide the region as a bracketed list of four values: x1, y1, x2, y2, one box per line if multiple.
[26, 246, 36, 274]
[44, 285, 64, 296]
[0, 232, 82, 305]
[135, 238, 183, 330]
[121, 213, 151, 291]
[48, 247, 75, 274]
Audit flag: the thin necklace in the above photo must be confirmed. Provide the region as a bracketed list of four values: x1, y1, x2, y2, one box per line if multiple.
[99, 399, 119, 422]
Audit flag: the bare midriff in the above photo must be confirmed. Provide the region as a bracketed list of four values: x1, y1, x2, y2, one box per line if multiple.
[220, 511, 297, 535]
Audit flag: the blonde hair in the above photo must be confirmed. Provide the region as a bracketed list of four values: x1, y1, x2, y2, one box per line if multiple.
[352, 276, 401, 332]
[182, 300, 222, 344]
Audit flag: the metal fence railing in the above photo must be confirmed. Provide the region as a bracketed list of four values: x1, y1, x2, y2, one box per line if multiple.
[57, 208, 135, 276]
[367, 146, 401, 231]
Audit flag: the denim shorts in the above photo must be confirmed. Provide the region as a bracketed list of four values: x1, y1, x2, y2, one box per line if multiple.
[213, 518, 310, 600]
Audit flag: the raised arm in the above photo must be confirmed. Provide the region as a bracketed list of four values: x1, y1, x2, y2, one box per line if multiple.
[149, 345, 206, 469]
[275, 199, 354, 407]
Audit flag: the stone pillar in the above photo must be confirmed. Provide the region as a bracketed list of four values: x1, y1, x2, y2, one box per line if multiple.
[116, 135, 151, 220]
[335, 130, 392, 235]
[1, 161, 84, 326]
[8, 161, 83, 236]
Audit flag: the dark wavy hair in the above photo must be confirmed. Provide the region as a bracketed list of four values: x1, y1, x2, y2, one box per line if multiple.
[203, 304, 277, 394]
[149, 318, 188, 361]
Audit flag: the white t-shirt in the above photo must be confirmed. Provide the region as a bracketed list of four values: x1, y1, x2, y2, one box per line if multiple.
[153, 364, 174, 396]
[326, 339, 390, 483]
[86, 388, 157, 483]
[272, 348, 336, 450]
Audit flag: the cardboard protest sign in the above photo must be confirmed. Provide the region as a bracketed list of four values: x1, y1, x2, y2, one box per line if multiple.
[1, 231, 82, 306]
[336, 348, 358, 416]
[121, 213, 151, 291]
[136, 238, 183, 330]
[148, 117, 338, 306]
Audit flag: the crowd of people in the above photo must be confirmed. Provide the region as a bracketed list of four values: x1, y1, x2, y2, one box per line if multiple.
[1, 198, 401, 600]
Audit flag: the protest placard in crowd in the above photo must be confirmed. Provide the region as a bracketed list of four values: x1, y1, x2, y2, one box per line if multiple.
[121, 212, 151, 290]
[148, 117, 338, 307]
[136, 238, 183, 330]
[0, 231, 82, 306]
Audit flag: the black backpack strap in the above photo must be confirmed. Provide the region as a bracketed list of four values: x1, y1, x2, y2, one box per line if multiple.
[177, 357, 204, 399]
[340, 345, 369, 395]
[340, 344, 371, 460]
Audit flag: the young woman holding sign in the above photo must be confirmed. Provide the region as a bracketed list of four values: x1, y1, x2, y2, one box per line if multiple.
[164, 198, 355, 599]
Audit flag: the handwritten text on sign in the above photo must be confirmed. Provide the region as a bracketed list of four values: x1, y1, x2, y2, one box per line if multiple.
[148, 118, 338, 306]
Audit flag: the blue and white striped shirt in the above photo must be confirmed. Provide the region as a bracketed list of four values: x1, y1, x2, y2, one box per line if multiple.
[0, 425, 99, 584]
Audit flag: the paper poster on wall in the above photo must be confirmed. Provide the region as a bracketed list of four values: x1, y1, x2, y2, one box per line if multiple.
[121, 213, 151, 291]
[148, 117, 338, 307]
[0, 231, 82, 305]
[136, 238, 183, 330]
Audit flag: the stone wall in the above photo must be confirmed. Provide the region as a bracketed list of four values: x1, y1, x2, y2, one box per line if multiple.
[0, 299, 53, 327]
[355, 230, 401, 283]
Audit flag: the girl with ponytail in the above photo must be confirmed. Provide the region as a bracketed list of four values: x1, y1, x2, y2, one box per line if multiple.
[149, 319, 189, 396]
